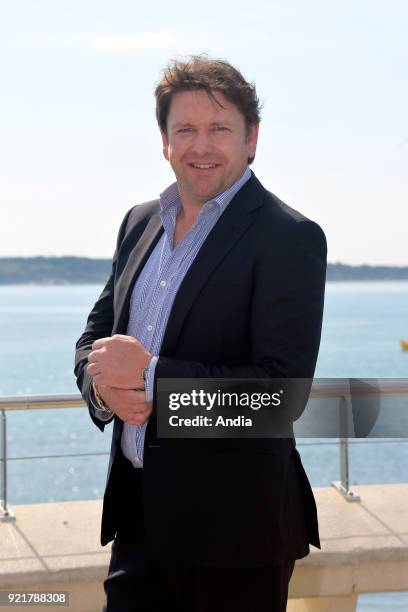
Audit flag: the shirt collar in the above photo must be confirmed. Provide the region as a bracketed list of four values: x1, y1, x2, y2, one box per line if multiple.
[159, 166, 252, 215]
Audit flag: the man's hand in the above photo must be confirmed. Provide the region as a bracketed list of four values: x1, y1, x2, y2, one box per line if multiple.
[87, 334, 152, 389]
[95, 384, 153, 425]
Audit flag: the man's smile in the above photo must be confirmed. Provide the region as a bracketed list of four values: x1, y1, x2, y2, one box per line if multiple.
[187, 162, 222, 173]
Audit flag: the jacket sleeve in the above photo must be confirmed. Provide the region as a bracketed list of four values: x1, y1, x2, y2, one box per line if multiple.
[154, 220, 327, 421]
[74, 208, 133, 432]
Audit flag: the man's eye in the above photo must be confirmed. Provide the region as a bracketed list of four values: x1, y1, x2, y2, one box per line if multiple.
[213, 126, 228, 131]
[177, 128, 193, 133]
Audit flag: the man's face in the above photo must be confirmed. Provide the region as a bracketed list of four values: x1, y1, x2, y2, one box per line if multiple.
[161, 89, 259, 206]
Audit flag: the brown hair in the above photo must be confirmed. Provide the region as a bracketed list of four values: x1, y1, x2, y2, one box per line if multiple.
[154, 54, 262, 164]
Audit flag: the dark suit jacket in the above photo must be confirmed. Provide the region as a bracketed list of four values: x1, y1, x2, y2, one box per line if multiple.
[75, 171, 327, 567]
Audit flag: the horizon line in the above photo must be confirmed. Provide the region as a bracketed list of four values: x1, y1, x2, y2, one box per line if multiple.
[1, 256, 408, 269]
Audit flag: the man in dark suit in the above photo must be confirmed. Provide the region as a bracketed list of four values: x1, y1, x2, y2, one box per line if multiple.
[75, 55, 327, 612]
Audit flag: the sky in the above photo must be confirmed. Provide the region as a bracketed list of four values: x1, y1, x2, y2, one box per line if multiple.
[1, 0, 407, 265]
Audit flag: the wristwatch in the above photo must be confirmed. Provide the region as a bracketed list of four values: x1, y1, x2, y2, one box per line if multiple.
[141, 366, 149, 386]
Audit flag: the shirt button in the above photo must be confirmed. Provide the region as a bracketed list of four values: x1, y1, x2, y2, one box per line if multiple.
[147, 324, 154, 332]
[160, 280, 167, 287]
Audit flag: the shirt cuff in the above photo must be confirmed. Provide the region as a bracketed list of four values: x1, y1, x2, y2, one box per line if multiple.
[145, 356, 158, 402]
[89, 381, 114, 422]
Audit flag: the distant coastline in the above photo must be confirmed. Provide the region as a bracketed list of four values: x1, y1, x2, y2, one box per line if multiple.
[1, 257, 408, 284]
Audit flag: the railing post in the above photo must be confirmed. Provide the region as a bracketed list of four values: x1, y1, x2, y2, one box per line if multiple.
[0, 409, 16, 521]
[332, 395, 360, 502]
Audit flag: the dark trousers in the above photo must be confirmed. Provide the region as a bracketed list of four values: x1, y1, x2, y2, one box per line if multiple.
[102, 453, 296, 612]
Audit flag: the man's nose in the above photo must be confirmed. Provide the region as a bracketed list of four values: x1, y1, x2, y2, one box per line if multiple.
[191, 129, 214, 157]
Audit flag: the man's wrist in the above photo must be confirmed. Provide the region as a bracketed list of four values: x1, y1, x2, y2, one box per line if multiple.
[92, 381, 113, 414]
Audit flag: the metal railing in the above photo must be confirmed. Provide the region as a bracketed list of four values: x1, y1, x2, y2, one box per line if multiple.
[0, 394, 92, 521]
[1, 380, 408, 521]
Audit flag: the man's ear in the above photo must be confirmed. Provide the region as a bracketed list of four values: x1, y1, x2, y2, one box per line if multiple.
[246, 123, 259, 160]
[161, 129, 170, 161]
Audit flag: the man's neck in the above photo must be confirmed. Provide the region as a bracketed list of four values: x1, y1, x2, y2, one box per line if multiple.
[176, 187, 210, 224]
[176, 200, 202, 225]
[176, 166, 249, 223]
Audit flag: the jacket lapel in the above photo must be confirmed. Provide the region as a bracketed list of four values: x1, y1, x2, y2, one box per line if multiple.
[160, 174, 265, 355]
[114, 212, 163, 333]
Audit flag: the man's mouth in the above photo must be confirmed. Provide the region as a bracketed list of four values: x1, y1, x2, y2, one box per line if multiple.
[188, 163, 220, 169]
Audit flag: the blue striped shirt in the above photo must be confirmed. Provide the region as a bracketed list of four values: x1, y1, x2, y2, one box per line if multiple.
[121, 166, 251, 467]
